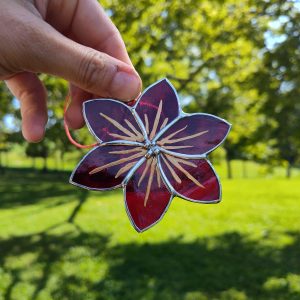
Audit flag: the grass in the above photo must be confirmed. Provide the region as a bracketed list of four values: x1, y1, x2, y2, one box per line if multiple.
[3, 146, 300, 180]
[0, 167, 300, 300]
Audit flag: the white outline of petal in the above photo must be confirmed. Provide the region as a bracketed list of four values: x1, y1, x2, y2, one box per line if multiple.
[82, 99, 146, 144]
[69, 145, 144, 191]
[154, 114, 232, 159]
[133, 78, 181, 137]
[157, 155, 222, 204]
[123, 158, 173, 233]
[70, 78, 231, 233]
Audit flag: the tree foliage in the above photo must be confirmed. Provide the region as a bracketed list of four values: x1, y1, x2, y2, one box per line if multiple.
[0, 0, 300, 177]
[254, 0, 300, 177]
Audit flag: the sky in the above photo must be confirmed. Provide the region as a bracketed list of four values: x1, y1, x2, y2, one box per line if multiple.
[2, 4, 296, 132]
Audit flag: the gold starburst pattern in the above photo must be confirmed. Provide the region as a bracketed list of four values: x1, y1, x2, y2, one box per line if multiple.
[89, 100, 208, 207]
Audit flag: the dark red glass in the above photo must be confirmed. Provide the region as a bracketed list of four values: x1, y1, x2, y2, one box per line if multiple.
[70, 79, 231, 232]
[125, 158, 172, 231]
[157, 114, 230, 156]
[135, 79, 180, 137]
[159, 155, 220, 202]
[84, 100, 143, 143]
[71, 145, 144, 190]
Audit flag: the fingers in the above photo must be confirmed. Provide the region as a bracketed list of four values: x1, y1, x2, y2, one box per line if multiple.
[66, 84, 92, 129]
[24, 19, 141, 101]
[1, 0, 142, 140]
[5, 72, 48, 142]
[46, 0, 133, 65]
[45, 0, 141, 130]
[43, 0, 141, 130]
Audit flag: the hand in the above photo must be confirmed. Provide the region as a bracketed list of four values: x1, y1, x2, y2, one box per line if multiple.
[0, 0, 142, 142]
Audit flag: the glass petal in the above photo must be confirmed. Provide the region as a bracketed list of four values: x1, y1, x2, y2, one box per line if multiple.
[84, 99, 144, 143]
[157, 114, 230, 157]
[159, 154, 220, 202]
[125, 158, 172, 232]
[135, 79, 180, 139]
[70, 145, 145, 190]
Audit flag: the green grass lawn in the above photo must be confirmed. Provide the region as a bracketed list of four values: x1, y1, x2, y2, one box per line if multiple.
[0, 168, 300, 300]
[4, 146, 300, 180]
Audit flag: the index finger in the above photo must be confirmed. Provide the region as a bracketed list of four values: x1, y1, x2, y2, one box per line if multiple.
[46, 0, 132, 65]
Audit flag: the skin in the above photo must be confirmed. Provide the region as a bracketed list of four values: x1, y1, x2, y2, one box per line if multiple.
[0, 0, 142, 142]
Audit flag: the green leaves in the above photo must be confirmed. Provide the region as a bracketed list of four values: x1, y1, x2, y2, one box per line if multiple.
[0, 0, 299, 176]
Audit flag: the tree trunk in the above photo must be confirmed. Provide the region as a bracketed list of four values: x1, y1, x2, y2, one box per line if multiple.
[55, 151, 59, 171]
[242, 160, 247, 178]
[226, 157, 233, 179]
[286, 161, 292, 179]
[5, 151, 8, 168]
[0, 151, 3, 173]
[60, 152, 65, 171]
[32, 157, 36, 169]
[43, 157, 48, 172]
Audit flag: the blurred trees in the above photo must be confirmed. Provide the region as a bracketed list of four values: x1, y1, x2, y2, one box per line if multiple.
[104, 0, 269, 178]
[0, 0, 300, 177]
[254, 0, 300, 178]
[25, 140, 50, 171]
[0, 84, 13, 170]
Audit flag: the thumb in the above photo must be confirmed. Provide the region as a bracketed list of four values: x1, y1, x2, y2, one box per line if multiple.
[25, 23, 142, 101]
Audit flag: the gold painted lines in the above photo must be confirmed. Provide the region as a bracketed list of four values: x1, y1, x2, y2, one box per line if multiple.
[89, 150, 145, 175]
[161, 155, 182, 184]
[158, 127, 208, 146]
[144, 114, 150, 134]
[144, 158, 156, 207]
[100, 112, 143, 142]
[158, 126, 188, 145]
[164, 154, 205, 189]
[143, 100, 169, 139]
[138, 158, 153, 187]
[160, 117, 169, 131]
[149, 100, 163, 139]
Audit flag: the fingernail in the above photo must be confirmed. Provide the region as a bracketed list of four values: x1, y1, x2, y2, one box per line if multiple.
[23, 125, 45, 143]
[110, 71, 142, 101]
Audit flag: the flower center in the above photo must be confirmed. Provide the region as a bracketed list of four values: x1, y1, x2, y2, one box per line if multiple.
[144, 141, 160, 159]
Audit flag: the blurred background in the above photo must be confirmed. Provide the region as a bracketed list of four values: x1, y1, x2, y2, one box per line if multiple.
[1, 0, 300, 299]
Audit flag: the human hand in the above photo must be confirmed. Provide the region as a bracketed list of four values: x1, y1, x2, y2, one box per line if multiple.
[0, 0, 142, 142]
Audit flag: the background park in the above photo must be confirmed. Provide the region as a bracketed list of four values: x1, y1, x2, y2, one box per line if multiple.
[1, 0, 300, 299]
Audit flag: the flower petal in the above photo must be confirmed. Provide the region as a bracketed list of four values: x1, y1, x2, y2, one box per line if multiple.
[134, 79, 180, 139]
[156, 114, 230, 158]
[125, 158, 173, 232]
[158, 154, 220, 202]
[84, 99, 144, 143]
[70, 145, 145, 190]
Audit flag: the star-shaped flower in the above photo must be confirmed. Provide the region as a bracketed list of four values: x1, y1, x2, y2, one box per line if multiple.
[70, 79, 231, 232]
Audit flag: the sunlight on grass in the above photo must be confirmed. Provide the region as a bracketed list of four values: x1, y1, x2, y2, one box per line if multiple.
[4, 146, 300, 180]
[0, 169, 300, 300]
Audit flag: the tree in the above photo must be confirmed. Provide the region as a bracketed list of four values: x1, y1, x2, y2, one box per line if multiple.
[102, 0, 268, 178]
[254, 1, 300, 177]
[25, 139, 51, 171]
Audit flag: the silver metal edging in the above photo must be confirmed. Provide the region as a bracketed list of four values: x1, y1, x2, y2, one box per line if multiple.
[157, 154, 222, 204]
[83, 98, 143, 144]
[123, 157, 175, 233]
[131, 109, 149, 143]
[122, 157, 146, 186]
[70, 78, 230, 232]
[69, 145, 123, 192]
[100, 140, 144, 147]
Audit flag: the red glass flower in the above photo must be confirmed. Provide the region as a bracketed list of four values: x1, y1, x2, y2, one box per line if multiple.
[70, 79, 231, 232]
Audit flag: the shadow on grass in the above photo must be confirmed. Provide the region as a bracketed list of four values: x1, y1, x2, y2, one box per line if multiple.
[0, 168, 110, 209]
[0, 229, 300, 300]
[1, 169, 300, 300]
[0, 168, 73, 208]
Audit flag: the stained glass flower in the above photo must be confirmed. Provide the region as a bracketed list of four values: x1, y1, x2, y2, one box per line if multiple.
[70, 79, 231, 232]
